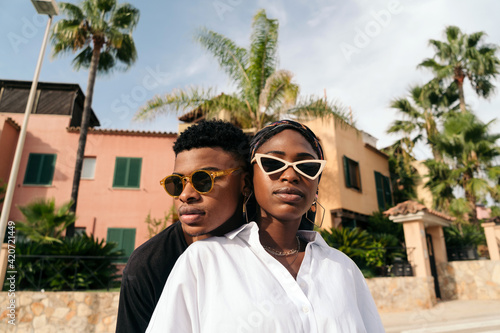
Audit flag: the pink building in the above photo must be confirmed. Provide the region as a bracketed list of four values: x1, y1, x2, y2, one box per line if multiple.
[0, 80, 176, 259]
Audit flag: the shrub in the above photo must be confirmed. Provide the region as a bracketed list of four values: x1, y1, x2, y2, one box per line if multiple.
[8, 234, 123, 291]
[16, 198, 75, 243]
[444, 223, 485, 248]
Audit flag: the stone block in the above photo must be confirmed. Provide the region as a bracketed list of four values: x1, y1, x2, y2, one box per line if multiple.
[88, 313, 100, 325]
[33, 314, 47, 329]
[77, 303, 92, 317]
[31, 302, 44, 316]
[52, 307, 69, 319]
[103, 315, 114, 325]
[65, 310, 76, 321]
[19, 293, 33, 306]
[67, 300, 77, 311]
[20, 311, 33, 323]
[74, 292, 86, 302]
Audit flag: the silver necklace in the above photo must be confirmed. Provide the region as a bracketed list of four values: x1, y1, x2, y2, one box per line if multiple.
[263, 236, 300, 256]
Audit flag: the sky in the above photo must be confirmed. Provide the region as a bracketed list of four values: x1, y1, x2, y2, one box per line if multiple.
[1, 0, 499, 160]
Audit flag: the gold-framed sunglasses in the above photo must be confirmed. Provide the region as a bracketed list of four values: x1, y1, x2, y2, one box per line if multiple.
[251, 153, 326, 180]
[160, 167, 241, 197]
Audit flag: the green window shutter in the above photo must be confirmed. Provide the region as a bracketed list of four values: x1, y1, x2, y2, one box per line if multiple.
[23, 153, 56, 185]
[24, 154, 42, 184]
[107, 228, 136, 263]
[40, 154, 56, 184]
[113, 158, 128, 187]
[113, 157, 142, 188]
[374, 171, 385, 210]
[127, 158, 142, 188]
[343, 156, 351, 188]
[382, 175, 393, 207]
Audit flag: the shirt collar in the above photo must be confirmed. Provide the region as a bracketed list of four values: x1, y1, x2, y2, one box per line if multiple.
[225, 221, 330, 249]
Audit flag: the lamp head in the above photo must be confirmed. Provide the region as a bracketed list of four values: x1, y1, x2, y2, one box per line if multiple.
[31, 0, 59, 16]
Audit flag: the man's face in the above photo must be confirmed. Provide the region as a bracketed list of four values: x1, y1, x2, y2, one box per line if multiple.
[172, 147, 246, 238]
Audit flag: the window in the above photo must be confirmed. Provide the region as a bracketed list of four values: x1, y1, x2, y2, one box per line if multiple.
[23, 153, 56, 185]
[81, 157, 96, 180]
[375, 171, 393, 210]
[107, 228, 136, 262]
[112, 157, 142, 188]
[75, 227, 87, 236]
[343, 156, 361, 191]
[342, 218, 357, 229]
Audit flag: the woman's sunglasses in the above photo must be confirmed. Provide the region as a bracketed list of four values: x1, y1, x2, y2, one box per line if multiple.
[160, 167, 241, 197]
[251, 153, 326, 180]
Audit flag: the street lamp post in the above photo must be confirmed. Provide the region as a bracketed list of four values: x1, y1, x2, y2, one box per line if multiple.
[0, 0, 59, 284]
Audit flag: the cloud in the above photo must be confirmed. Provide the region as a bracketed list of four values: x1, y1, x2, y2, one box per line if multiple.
[307, 5, 337, 27]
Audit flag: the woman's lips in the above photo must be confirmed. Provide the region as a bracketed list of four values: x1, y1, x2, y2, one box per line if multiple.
[273, 187, 304, 202]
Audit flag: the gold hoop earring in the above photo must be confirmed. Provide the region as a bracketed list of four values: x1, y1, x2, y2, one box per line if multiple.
[243, 191, 253, 223]
[305, 200, 325, 228]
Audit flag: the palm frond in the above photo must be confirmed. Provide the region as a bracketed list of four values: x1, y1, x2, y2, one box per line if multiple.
[134, 86, 218, 121]
[71, 46, 93, 70]
[113, 33, 137, 67]
[467, 31, 486, 48]
[195, 28, 250, 90]
[248, 9, 279, 101]
[289, 96, 351, 126]
[96, 0, 116, 13]
[58, 2, 84, 21]
[112, 3, 140, 30]
[387, 120, 419, 135]
[259, 70, 298, 117]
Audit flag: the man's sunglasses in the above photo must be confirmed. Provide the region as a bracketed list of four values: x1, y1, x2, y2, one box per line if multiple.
[251, 153, 326, 180]
[160, 167, 241, 197]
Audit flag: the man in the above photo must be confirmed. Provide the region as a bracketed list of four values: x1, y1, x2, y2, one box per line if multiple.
[116, 120, 250, 333]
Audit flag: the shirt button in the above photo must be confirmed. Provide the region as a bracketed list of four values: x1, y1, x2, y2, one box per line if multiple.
[302, 306, 310, 313]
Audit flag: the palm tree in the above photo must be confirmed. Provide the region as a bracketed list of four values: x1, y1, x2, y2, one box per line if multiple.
[426, 112, 500, 223]
[388, 80, 458, 162]
[51, 0, 139, 236]
[419, 26, 500, 113]
[134, 9, 349, 130]
[382, 140, 419, 204]
[17, 199, 76, 244]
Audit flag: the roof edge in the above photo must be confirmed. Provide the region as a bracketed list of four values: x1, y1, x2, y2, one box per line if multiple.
[66, 126, 177, 137]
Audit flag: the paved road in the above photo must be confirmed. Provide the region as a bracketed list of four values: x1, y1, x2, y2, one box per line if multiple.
[381, 300, 500, 333]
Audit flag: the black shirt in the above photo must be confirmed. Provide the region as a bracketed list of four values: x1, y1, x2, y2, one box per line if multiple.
[116, 221, 188, 333]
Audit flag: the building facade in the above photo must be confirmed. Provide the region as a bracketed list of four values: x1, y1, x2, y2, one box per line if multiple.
[304, 117, 393, 230]
[0, 80, 176, 259]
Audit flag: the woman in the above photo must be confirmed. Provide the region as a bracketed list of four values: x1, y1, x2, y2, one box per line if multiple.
[147, 120, 385, 332]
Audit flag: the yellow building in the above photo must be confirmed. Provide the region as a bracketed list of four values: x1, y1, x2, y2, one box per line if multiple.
[304, 118, 392, 230]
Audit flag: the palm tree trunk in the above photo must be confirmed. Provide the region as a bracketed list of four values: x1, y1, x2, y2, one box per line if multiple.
[463, 172, 478, 225]
[66, 44, 102, 238]
[431, 148, 442, 162]
[458, 83, 466, 113]
[455, 67, 467, 113]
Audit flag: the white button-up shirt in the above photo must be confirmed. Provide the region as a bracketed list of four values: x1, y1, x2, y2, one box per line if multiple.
[147, 222, 385, 332]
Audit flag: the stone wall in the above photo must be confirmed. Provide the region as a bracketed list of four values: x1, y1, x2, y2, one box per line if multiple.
[438, 259, 500, 300]
[0, 277, 436, 331]
[3, 263, 499, 331]
[0, 291, 119, 333]
[367, 276, 437, 312]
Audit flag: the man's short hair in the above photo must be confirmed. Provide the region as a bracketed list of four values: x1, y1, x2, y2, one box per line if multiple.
[173, 120, 250, 166]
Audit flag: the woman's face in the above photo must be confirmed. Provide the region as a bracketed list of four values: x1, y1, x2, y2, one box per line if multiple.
[253, 129, 320, 223]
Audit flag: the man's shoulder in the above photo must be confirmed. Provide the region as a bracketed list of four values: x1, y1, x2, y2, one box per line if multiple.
[125, 221, 186, 270]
